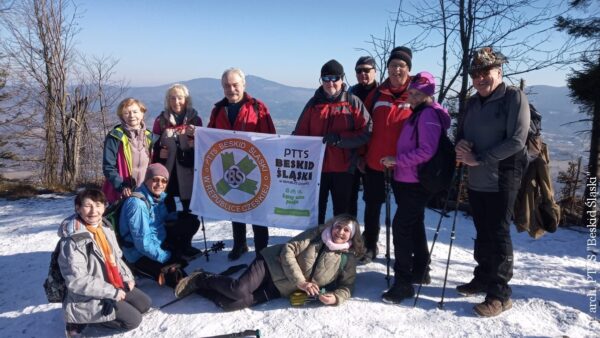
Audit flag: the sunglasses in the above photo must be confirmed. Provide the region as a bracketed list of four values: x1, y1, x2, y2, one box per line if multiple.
[355, 67, 373, 74]
[152, 177, 168, 185]
[321, 75, 342, 83]
[469, 68, 493, 78]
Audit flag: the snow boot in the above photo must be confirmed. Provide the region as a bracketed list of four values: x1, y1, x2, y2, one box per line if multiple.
[227, 245, 249, 261]
[473, 297, 513, 317]
[359, 247, 379, 264]
[456, 279, 486, 296]
[174, 270, 212, 298]
[64, 323, 85, 338]
[382, 282, 414, 304]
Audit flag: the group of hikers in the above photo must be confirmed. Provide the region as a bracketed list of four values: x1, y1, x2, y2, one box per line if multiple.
[56, 45, 531, 336]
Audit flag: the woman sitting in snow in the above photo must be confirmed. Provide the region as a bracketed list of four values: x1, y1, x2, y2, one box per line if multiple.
[58, 188, 151, 336]
[174, 214, 365, 311]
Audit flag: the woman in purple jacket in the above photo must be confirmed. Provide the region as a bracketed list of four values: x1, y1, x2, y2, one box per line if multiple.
[380, 71, 451, 304]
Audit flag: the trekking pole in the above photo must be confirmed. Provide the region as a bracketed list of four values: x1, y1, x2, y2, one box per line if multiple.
[414, 164, 461, 307]
[384, 167, 392, 288]
[438, 165, 465, 309]
[201, 216, 209, 262]
[202, 329, 260, 338]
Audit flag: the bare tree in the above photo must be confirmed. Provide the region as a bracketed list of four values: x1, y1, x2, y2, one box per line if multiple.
[1, 0, 79, 187]
[361, 0, 572, 116]
[2, 0, 124, 188]
[77, 55, 127, 184]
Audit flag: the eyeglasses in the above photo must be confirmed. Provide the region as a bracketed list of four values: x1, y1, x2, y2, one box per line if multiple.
[321, 75, 342, 83]
[152, 177, 168, 185]
[355, 67, 374, 74]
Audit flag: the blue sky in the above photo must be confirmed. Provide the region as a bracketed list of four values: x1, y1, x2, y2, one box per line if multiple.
[76, 0, 571, 89]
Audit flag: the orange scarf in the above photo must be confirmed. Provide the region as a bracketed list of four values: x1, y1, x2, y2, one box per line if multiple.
[86, 224, 125, 290]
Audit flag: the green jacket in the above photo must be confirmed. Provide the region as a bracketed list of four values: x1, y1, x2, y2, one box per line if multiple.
[260, 227, 357, 305]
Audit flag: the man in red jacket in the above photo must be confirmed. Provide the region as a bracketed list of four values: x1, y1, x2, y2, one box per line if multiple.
[207, 68, 277, 261]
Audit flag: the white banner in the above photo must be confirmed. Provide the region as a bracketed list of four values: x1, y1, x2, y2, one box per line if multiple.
[190, 128, 326, 230]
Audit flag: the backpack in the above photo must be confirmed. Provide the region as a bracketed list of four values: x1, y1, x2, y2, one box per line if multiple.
[415, 108, 456, 194]
[525, 103, 543, 163]
[43, 219, 88, 303]
[43, 240, 67, 303]
[501, 86, 544, 164]
[103, 192, 149, 249]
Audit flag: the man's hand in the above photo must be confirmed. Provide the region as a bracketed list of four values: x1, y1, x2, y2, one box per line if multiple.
[322, 133, 341, 145]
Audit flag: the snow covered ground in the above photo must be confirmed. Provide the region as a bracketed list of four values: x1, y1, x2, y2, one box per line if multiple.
[0, 194, 598, 337]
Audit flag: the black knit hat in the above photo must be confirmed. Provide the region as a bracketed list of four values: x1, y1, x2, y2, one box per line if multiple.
[387, 46, 413, 70]
[321, 59, 345, 77]
[355, 56, 376, 69]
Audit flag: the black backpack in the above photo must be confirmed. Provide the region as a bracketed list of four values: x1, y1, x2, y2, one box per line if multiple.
[43, 219, 89, 303]
[43, 240, 67, 303]
[103, 192, 149, 249]
[414, 107, 456, 194]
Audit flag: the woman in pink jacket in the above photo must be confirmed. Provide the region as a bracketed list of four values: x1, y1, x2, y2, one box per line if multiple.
[380, 72, 451, 304]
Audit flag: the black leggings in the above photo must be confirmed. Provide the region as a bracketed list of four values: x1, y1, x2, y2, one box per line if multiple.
[96, 287, 151, 331]
[200, 255, 281, 311]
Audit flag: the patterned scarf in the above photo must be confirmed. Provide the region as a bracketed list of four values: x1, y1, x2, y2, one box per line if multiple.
[86, 224, 125, 289]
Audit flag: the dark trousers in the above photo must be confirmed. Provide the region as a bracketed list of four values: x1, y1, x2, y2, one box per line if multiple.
[231, 222, 269, 253]
[201, 255, 281, 311]
[318, 172, 355, 225]
[391, 181, 432, 284]
[164, 165, 191, 213]
[362, 166, 390, 250]
[348, 170, 362, 217]
[165, 212, 201, 252]
[132, 256, 188, 288]
[131, 216, 198, 288]
[102, 288, 152, 330]
[468, 189, 517, 301]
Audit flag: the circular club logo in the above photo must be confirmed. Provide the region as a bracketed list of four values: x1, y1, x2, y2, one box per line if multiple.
[201, 138, 271, 213]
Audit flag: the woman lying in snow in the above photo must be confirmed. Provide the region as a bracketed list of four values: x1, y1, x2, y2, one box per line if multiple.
[174, 214, 365, 311]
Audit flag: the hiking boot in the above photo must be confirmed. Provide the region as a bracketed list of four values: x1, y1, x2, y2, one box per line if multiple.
[382, 282, 415, 304]
[359, 247, 378, 264]
[456, 279, 486, 296]
[182, 246, 203, 260]
[411, 269, 431, 285]
[227, 245, 249, 261]
[65, 323, 85, 337]
[174, 270, 208, 298]
[473, 297, 513, 317]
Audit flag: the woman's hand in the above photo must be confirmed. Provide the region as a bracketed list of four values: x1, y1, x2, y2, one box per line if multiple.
[121, 187, 132, 198]
[297, 281, 320, 296]
[116, 289, 126, 302]
[318, 293, 337, 305]
[159, 146, 169, 159]
[380, 156, 396, 168]
[127, 280, 135, 291]
[185, 125, 195, 136]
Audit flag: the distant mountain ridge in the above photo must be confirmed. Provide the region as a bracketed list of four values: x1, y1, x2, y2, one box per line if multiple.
[125, 75, 316, 125]
[126, 76, 585, 139]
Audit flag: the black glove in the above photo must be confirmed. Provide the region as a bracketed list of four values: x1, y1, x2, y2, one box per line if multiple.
[101, 298, 116, 316]
[322, 133, 341, 145]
